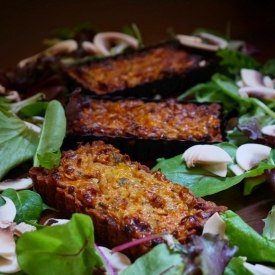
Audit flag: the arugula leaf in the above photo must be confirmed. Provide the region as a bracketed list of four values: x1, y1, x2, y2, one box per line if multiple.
[37, 147, 61, 169]
[153, 143, 275, 197]
[33, 100, 66, 168]
[1, 188, 43, 224]
[120, 243, 184, 275]
[262, 205, 275, 241]
[260, 58, 275, 78]
[221, 210, 275, 263]
[216, 48, 261, 77]
[16, 213, 103, 275]
[0, 108, 39, 180]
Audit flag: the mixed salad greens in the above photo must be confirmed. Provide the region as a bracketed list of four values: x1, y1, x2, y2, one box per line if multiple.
[1, 24, 275, 275]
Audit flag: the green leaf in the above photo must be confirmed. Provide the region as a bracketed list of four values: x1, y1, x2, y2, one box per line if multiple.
[243, 175, 266, 196]
[16, 214, 103, 275]
[18, 102, 48, 118]
[221, 210, 275, 263]
[120, 243, 184, 275]
[37, 147, 61, 169]
[224, 257, 253, 275]
[260, 58, 275, 78]
[0, 196, 5, 206]
[33, 100, 66, 167]
[2, 188, 43, 224]
[152, 143, 275, 197]
[0, 109, 39, 180]
[262, 205, 275, 241]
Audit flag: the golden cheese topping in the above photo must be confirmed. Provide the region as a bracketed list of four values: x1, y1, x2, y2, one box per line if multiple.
[70, 98, 223, 142]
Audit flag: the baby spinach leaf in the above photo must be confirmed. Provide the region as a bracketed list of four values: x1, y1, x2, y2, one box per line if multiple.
[37, 147, 61, 169]
[260, 58, 275, 78]
[33, 100, 66, 168]
[221, 210, 275, 263]
[153, 143, 275, 197]
[16, 213, 103, 275]
[120, 243, 184, 275]
[0, 108, 39, 180]
[18, 102, 48, 117]
[1, 188, 43, 224]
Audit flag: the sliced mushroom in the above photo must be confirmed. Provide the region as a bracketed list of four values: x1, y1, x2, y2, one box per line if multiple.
[14, 222, 36, 237]
[0, 196, 16, 222]
[81, 41, 101, 55]
[176, 34, 219, 51]
[0, 228, 16, 260]
[0, 255, 21, 274]
[229, 164, 246, 176]
[197, 32, 228, 49]
[31, 116, 44, 124]
[5, 91, 21, 102]
[243, 262, 275, 275]
[261, 125, 275, 137]
[93, 32, 138, 56]
[263, 76, 274, 89]
[43, 218, 69, 226]
[18, 39, 78, 67]
[236, 144, 271, 171]
[182, 145, 232, 177]
[0, 178, 33, 191]
[241, 69, 265, 87]
[201, 162, 228, 177]
[238, 86, 275, 99]
[202, 212, 226, 239]
[99, 246, 131, 274]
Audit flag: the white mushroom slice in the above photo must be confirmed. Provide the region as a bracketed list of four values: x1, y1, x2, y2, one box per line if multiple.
[99, 246, 131, 274]
[241, 69, 265, 87]
[263, 76, 275, 89]
[13, 222, 36, 237]
[0, 255, 20, 274]
[243, 262, 275, 275]
[197, 32, 228, 49]
[93, 32, 139, 56]
[0, 178, 33, 191]
[81, 41, 100, 55]
[229, 164, 246, 176]
[18, 39, 78, 67]
[182, 145, 233, 167]
[236, 144, 271, 171]
[176, 34, 218, 51]
[0, 221, 15, 230]
[0, 196, 16, 222]
[202, 212, 226, 239]
[201, 162, 228, 177]
[23, 121, 41, 134]
[262, 125, 275, 137]
[0, 228, 16, 260]
[238, 86, 275, 99]
[236, 80, 245, 88]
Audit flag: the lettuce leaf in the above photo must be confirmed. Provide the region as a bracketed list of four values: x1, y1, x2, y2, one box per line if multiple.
[0, 108, 39, 180]
[16, 213, 103, 275]
[221, 210, 275, 263]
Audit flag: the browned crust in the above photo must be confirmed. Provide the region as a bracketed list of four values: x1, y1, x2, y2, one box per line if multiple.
[30, 141, 227, 260]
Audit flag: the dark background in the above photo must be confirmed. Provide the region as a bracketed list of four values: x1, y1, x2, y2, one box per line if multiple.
[0, 0, 275, 68]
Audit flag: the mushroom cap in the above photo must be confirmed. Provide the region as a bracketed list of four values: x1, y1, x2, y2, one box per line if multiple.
[202, 212, 226, 239]
[241, 69, 265, 87]
[236, 143, 271, 171]
[93, 32, 138, 56]
[197, 32, 228, 49]
[81, 41, 101, 55]
[229, 164, 246, 176]
[99, 246, 131, 273]
[182, 145, 233, 167]
[0, 255, 20, 274]
[0, 196, 16, 221]
[0, 178, 33, 191]
[238, 86, 275, 99]
[261, 125, 275, 137]
[0, 228, 16, 260]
